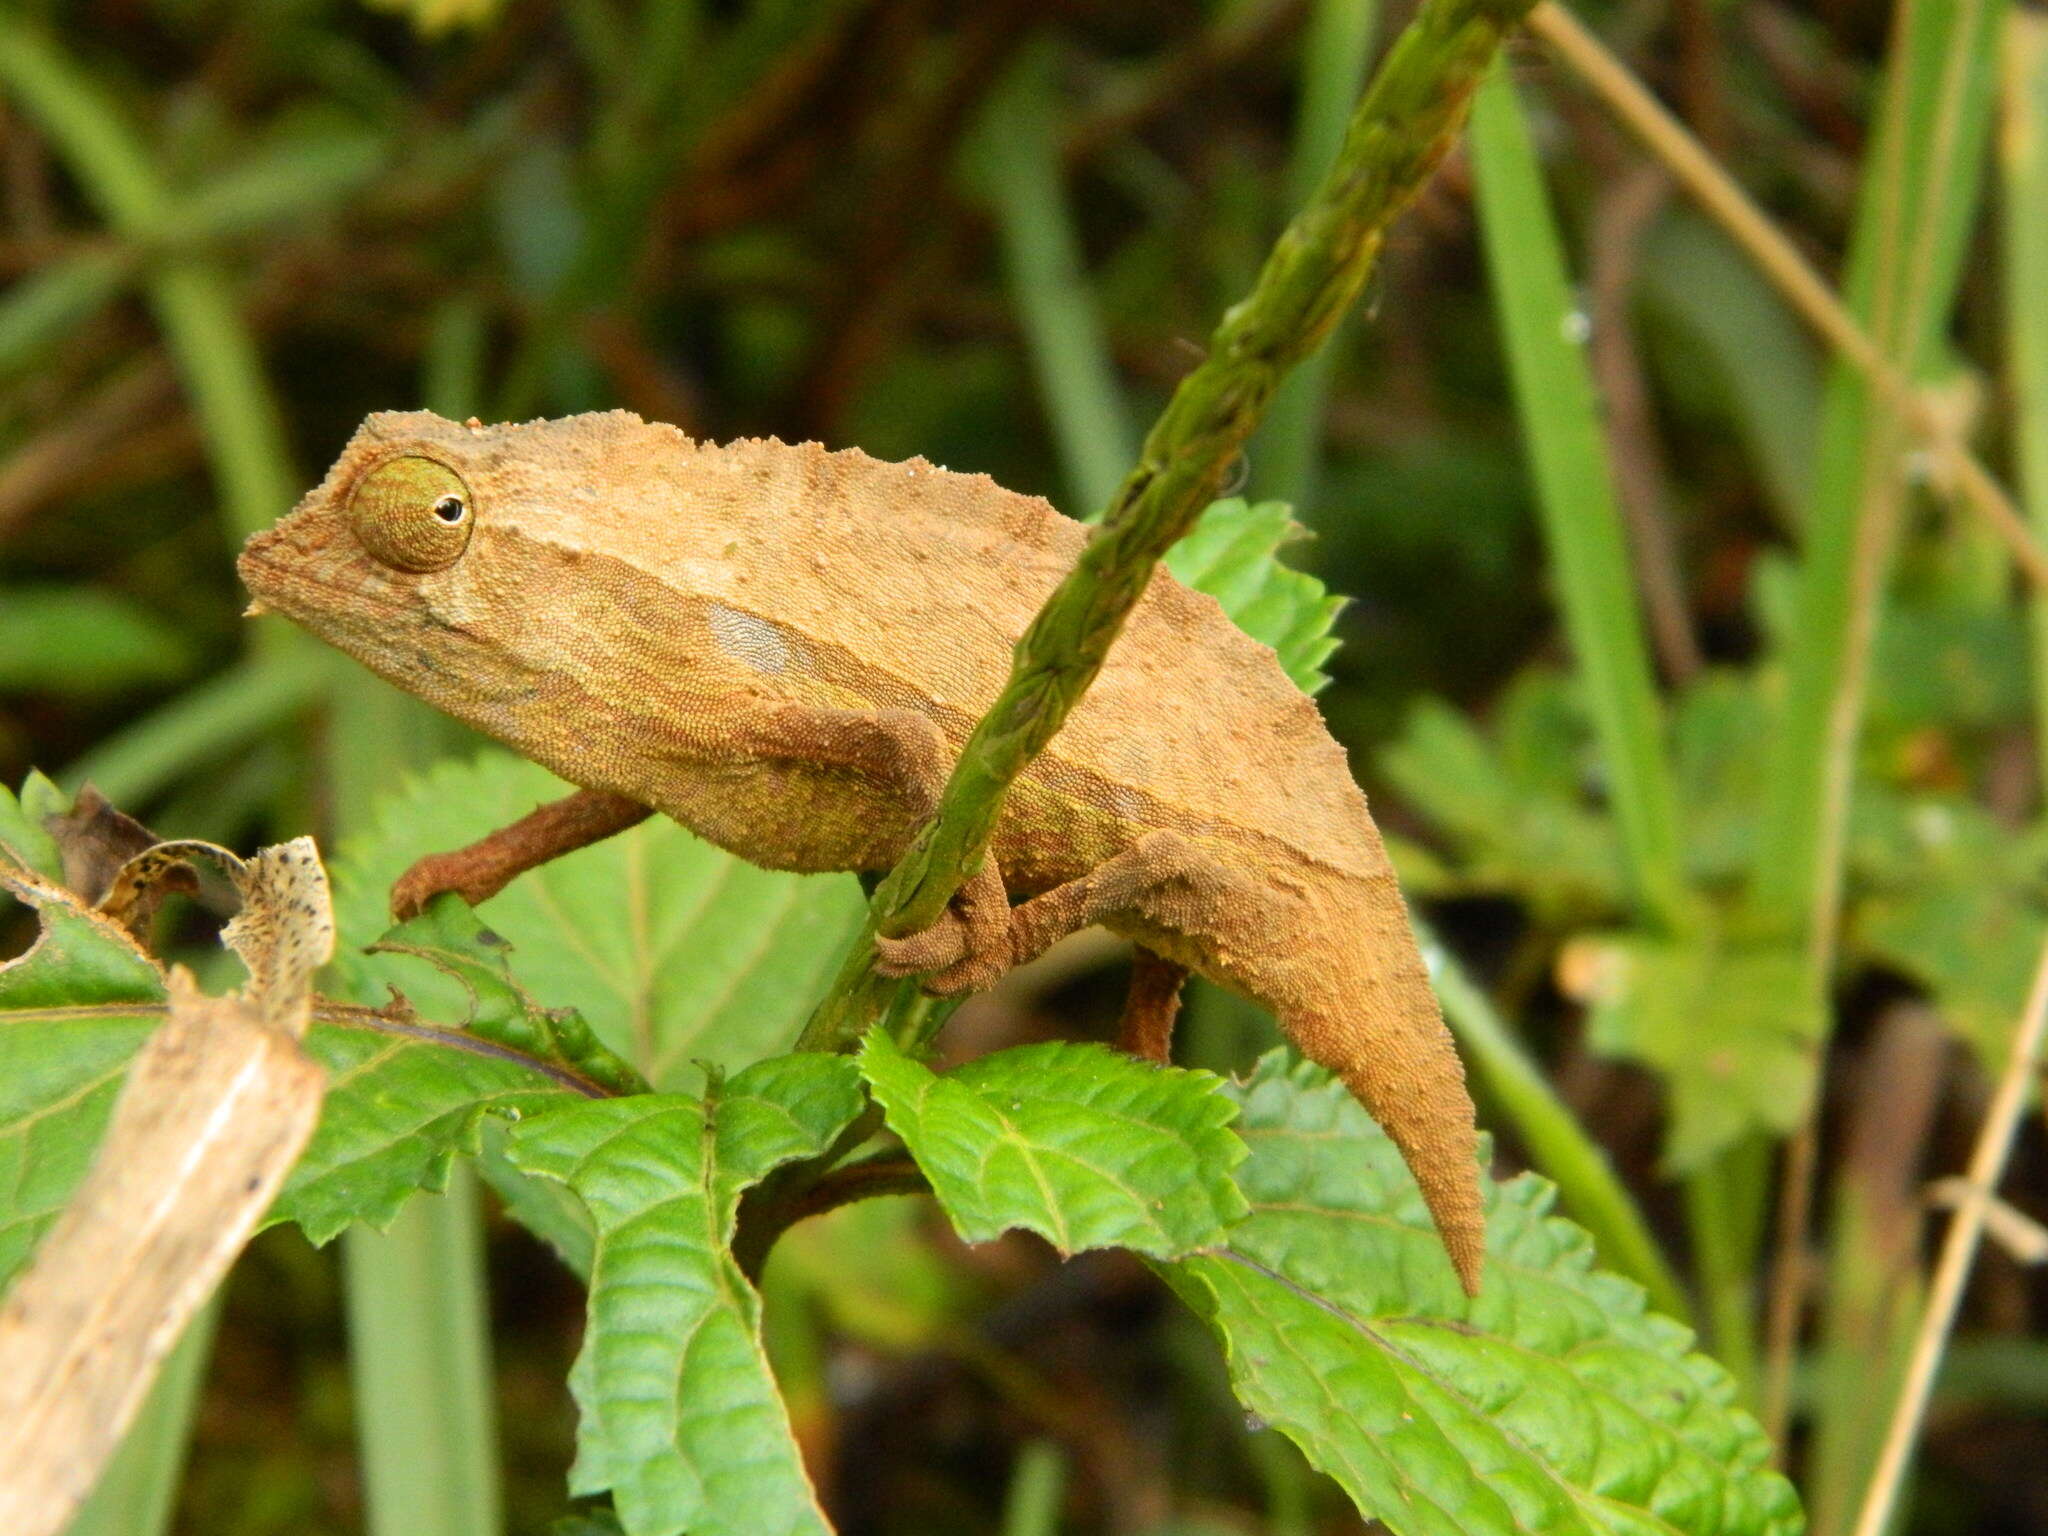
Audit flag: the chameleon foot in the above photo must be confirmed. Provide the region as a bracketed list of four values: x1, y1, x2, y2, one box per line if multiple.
[390, 848, 511, 920]
[387, 788, 651, 921]
[871, 863, 1012, 994]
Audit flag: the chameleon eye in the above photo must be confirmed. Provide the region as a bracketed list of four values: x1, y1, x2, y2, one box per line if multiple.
[347, 455, 474, 573]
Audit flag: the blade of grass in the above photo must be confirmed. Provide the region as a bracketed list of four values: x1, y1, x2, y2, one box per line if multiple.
[1683, 1138, 1770, 1396]
[1466, 65, 1689, 932]
[802, 0, 1541, 1052]
[1749, 0, 2001, 932]
[342, 1173, 503, 1536]
[1000, 1440, 1067, 1536]
[969, 42, 1136, 517]
[61, 1304, 219, 1536]
[1252, 0, 1381, 512]
[2010, 7, 2048, 781]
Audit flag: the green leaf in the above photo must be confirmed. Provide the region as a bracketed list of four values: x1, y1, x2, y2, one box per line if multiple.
[859, 1030, 1247, 1257]
[504, 1055, 866, 1536]
[364, 897, 648, 1096]
[1165, 1053, 1803, 1536]
[275, 1021, 577, 1245]
[1671, 671, 1772, 890]
[328, 752, 866, 1085]
[1165, 499, 1346, 695]
[966, 41, 1136, 517]
[1379, 675, 1625, 922]
[0, 586, 197, 693]
[1853, 797, 2048, 1068]
[0, 843, 582, 1284]
[1578, 930, 1821, 1172]
[0, 770, 80, 886]
[1868, 592, 2031, 733]
[0, 867, 164, 1284]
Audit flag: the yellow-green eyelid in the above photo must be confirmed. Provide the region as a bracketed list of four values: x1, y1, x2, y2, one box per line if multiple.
[347, 455, 475, 572]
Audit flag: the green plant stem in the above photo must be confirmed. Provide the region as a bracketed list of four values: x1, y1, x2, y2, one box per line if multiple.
[973, 42, 1136, 517]
[800, 0, 1538, 1054]
[1467, 64, 1689, 933]
[1000, 1439, 1068, 1536]
[2010, 8, 2048, 788]
[1749, 0, 2001, 933]
[1425, 923, 1691, 1321]
[1685, 1138, 1769, 1400]
[329, 697, 498, 1536]
[1252, 0, 1381, 512]
[1750, 0, 2002, 1438]
[342, 1170, 504, 1536]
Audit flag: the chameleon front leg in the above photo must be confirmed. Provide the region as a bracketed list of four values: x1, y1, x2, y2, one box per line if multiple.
[390, 787, 652, 918]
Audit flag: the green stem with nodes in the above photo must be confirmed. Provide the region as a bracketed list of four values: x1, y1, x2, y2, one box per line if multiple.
[799, 0, 1536, 1054]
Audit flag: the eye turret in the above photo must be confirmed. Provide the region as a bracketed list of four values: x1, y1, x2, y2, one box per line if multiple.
[347, 455, 475, 572]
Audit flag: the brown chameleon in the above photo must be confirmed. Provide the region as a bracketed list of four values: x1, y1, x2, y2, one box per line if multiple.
[239, 410, 1486, 1292]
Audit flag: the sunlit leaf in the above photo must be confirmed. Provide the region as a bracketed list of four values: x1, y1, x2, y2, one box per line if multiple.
[1165, 1052, 1804, 1536]
[860, 1030, 1246, 1258]
[505, 1056, 865, 1536]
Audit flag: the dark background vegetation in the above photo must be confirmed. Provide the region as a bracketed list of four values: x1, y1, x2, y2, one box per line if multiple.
[3, 0, 2045, 1532]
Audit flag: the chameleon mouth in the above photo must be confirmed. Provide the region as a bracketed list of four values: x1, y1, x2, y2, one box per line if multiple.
[237, 527, 413, 638]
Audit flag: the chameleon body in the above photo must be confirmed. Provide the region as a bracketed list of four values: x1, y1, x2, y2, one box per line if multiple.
[239, 410, 1486, 1291]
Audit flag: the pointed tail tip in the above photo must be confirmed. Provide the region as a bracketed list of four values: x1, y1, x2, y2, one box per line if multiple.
[1414, 1168, 1487, 1297]
[1331, 1061, 1488, 1297]
[1444, 1217, 1486, 1297]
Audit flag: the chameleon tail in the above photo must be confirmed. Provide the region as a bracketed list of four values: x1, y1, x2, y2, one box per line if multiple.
[1275, 901, 1487, 1296]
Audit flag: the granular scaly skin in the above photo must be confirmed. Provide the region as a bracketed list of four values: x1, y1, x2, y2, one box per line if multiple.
[240, 409, 1487, 1292]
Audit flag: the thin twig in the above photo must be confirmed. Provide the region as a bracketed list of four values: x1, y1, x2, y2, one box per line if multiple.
[799, 0, 1539, 1052]
[1848, 931, 2048, 1536]
[1529, 0, 2048, 589]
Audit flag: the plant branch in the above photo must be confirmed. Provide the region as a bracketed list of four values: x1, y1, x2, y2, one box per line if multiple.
[1529, 0, 2048, 589]
[731, 1148, 927, 1281]
[798, 0, 1538, 1053]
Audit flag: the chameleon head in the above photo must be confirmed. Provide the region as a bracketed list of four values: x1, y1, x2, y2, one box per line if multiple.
[237, 413, 535, 722]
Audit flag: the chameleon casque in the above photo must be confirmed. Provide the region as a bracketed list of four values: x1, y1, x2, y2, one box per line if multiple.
[239, 410, 1487, 1292]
